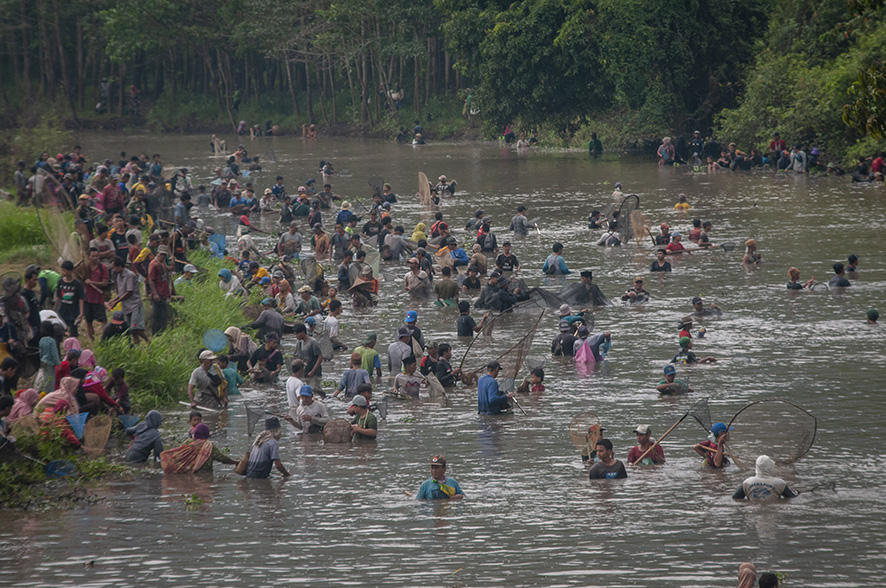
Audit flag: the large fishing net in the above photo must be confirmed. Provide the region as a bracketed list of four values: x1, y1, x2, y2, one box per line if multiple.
[461, 310, 544, 386]
[726, 400, 816, 470]
[300, 256, 324, 291]
[615, 194, 640, 243]
[630, 209, 651, 245]
[558, 282, 610, 307]
[322, 418, 353, 443]
[36, 206, 83, 269]
[82, 414, 113, 457]
[368, 176, 384, 199]
[683, 398, 712, 432]
[569, 412, 603, 458]
[245, 404, 265, 436]
[417, 172, 432, 206]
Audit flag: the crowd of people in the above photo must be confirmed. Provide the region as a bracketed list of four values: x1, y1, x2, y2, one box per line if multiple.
[655, 131, 886, 182]
[0, 135, 874, 519]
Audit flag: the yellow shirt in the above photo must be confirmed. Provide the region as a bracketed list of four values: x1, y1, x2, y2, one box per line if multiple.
[674, 202, 691, 210]
[254, 267, 271, 281]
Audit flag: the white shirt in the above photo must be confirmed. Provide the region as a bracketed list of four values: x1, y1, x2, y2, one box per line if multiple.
[325, 315, 340, 339]
[285, 376, 304, 408]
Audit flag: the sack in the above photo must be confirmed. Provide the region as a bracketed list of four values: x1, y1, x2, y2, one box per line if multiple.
[234, 451, 250, 475]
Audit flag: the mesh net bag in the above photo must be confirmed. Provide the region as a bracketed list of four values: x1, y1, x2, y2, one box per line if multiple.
[82, 414, 113, 457]
[569, 412, 602, 456]
[322, 418, 353, 443]
[726, 400, 816, 470]
[616, 194, 640, 242]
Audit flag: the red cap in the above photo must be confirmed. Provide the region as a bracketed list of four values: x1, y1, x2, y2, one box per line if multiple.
[660, 223, 670, 230]
[240, 215, 251, 226]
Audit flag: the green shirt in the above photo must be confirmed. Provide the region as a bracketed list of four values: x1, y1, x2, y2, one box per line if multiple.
[222, 366, 244, 395]
[39, 269, 61, 294]
[354, 345, 380, 373]
[351, 411, 377, 440]
[434, 279, 459, 301]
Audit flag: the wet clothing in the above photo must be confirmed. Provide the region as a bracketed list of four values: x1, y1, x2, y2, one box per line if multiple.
[125, 410, 163, 462]
[698, 440, 729, 468]
[293, 337, 323, 377]
[828, 275, 851, 288]
[436, 357, 456, 388]
[627, 445, 665, 465]
[651, 260, 672, 272]
[354, 345, 381, 374]
[417, 477, 464, 500]
[588, 460, 627, 479]
[477, 374, 509, 415]
[247, 309, 284, 340]
[351, 411, 377, 440]
[552, 333, 578, 356]
[246, 437, 280, 479]
[456, 314, 477, 337]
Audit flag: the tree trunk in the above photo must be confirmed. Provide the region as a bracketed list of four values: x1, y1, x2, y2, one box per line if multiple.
[315, 64, 327, 123]
[20, 0, 31, 96]
[444, 50, 450, 92]
[118, 63, 126, 115]
[285, 59, 300, 117]
[51, 0, 79, 124]
[76, 19, 84, 109]
[304, 61, 314, 123]
[328, 59, 337, 124]
[169, 48, 176, 104]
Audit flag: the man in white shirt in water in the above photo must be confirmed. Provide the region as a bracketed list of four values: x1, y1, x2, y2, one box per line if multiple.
[732, 455, 799, 500]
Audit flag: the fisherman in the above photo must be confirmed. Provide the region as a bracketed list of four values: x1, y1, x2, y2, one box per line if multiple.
[295, 285, 322, 318]
[542, 242, 571, 275]
[354, 333, 383, 378]
[435, 343, 459, 388]
[434, 266, 459, 305]
[188, 350, 225, 409]
[292, 323, 324, 381]
[415, 455, 465, 500]
[627, 424, 665, 465]
[509, 205, 537, 235]
[655, 223, 672, 245]
[587, 439, 627, 479]
[691, 295, 722, 317]
[672, 337, 717, 365]
[495, 241, 520, 274]
[828, 262, 851, 288]
[335, 352, 371, 399]
[477, 360, 514, 415]
[247, 332, 284, 383]
[650, 249, 672, 272]
[732, 455, 799, 500]
[694, 422, 731, 468]
[245, 298, 284, 340]
[656, 364, 692, 394]
[456, 300, 489, 337]
[552, 319, 578, 357]
[665, 232, 686, 254]
[245, 417, 290, 478]
[387, 326, 414, 375]
[348, 395, 377, 440]
[621, 276, 650, 303]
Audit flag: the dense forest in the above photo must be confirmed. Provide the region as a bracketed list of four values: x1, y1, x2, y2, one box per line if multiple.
[0, 0, 883, 157]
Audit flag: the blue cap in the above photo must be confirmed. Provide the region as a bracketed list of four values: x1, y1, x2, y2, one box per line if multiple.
[663, 365, 676, 375]
[305, 316, 316, 325]
[298, 385, 313, 397]
[404, 310, 418, 323]
[710, 422, 734, 436]
[261, 297, 274, 306]
[260, 276, 271, 284]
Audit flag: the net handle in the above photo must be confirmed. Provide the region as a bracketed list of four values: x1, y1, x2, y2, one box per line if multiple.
[631, 398, 709, 465]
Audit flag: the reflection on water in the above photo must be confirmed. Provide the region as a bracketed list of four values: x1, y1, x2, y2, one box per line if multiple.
[1, 134, 884, 587]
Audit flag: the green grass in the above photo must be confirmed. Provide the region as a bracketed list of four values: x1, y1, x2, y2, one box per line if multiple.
[93, 250, 250, 410]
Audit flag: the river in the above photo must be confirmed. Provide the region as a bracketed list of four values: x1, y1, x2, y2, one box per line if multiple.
[2, 133, 885, 587]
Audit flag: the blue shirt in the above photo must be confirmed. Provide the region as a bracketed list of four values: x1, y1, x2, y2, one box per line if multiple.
[416, 477, 464, 500]
[451, 247, 469, 266]
[222, 366, 243, 395]
[230, 196, 246, 208]
[271, 184, 285, 199]
[336, 210, 355, 225]
[246, 438, 280, 479]
[542, 253, 571, 275]
[478, 374, 509, 415]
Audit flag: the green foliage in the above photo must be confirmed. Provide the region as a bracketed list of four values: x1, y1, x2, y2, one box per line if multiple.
[0, 104, 73, 188]
[717, 4, 886, 160]
[93, 251, 248, 410]
[146, 90, 221, 132]
[843, 63, 886, 140]
[0, 202, 64, 253]
[1, 427, 127, 509]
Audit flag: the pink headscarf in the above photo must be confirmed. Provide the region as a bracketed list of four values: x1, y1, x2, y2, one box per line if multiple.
[9, 389, 39, 421]
[35, 377, 80, 415]
[737, 563, 757, 588]
[79, 349, 97, 369]
[63, 338, 81, 354]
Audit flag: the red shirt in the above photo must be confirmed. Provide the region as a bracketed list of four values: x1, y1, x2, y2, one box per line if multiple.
[679, 329, 692, 340]
[148, 258, 171, 299]
[688, 228, 702, 242]
[769, 138, 786, 152]
[85, 263, 109, 304]
[666, 242, 685, 253]
[872, 157, 885, 174]
[628, 444, 665, 464]
[699, 440, 729, 468]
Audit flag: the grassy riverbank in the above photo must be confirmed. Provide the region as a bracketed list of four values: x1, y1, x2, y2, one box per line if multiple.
[94, 250, 248, 410]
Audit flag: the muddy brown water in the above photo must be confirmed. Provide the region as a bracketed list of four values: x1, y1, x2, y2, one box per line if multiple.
[2, 133, 885, 587]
